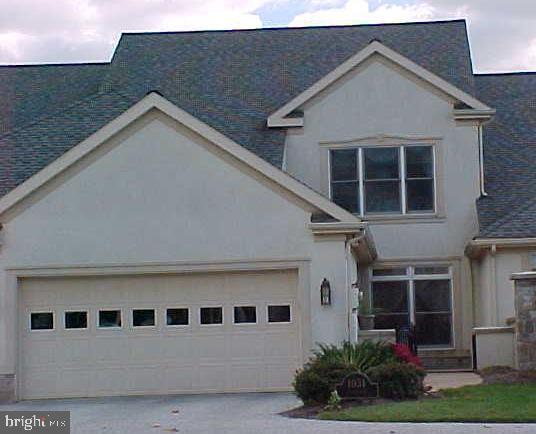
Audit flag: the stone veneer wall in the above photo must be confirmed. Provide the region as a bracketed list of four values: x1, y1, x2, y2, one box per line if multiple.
[514, 277, 536, 370]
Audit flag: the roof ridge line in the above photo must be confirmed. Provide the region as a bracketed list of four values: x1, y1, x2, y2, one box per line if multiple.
[120, 19, 466, 37]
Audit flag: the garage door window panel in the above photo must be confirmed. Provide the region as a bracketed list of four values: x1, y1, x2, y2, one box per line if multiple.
[132, 309, 156, 327]
[64, 311, 88, 330]
[30, 312, 54, 331]
[267, 305, 292, 323]
[98, 309, 122, 328]
[200, 307, 223, 325]
[233, 306, 257, 324]
[166, 308, 189, 327]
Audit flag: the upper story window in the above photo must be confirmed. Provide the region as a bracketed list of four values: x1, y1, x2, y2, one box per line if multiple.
[330, 145, 435, 216]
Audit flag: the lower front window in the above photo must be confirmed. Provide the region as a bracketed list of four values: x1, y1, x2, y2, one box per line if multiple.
[370, 265, 453, 347]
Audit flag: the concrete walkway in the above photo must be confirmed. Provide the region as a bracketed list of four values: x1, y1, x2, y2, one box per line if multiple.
[1, 392, 534, 434]
[425, 372, 483, 391]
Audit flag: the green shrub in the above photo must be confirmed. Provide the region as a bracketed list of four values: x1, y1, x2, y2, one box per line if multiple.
[314, 341, 397, 372]
[368, 362, 426, 400]
[293, 367, 333, 404]
[293, 341, 396, 404]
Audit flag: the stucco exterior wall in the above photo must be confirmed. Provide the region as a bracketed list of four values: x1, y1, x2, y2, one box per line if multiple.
[284, 56, 480, 351]
[474, 327, 516, 369]
[0, 112, 352, 381]
[473, 249, 524, 327]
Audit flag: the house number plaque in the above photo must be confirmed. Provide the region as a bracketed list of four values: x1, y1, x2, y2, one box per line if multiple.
[336, 372, 379, 400]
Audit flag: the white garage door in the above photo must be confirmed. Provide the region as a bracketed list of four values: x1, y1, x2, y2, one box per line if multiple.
[19, 270, 302, 399]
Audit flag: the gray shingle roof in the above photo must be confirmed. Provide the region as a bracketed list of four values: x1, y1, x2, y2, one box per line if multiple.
[475, 73, 536, 238]
[103, 19, 475, 167]
[0, 63, 108, 135]
[0, 90, 136, 196]
[0, 19, 476, 200]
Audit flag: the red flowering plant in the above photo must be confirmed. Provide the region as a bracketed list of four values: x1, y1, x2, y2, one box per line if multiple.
[392, 343, 422, 367]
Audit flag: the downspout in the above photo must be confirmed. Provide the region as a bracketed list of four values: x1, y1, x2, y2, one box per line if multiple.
[478, 123, 488, 197]
[490, 244, 498, 325]
[346, 232, 365, 344]
[345, 237, 351, 343]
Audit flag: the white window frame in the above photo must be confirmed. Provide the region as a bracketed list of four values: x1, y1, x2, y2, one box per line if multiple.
[97, 308, 123, 330]
[232, 305, 258, 326]
[199, 306, 224, 327]
[131, 308, 157, 328]
[266, 304, 293, 324]
[29, 310, 55, 332]
[329, 144, 437, 217]
[63, 310, 89, 331]
[165, 306, 190, 328]
[370, 265, 454, 349]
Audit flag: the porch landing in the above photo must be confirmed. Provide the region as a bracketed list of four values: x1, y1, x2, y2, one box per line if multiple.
[424, 372, 482, 391]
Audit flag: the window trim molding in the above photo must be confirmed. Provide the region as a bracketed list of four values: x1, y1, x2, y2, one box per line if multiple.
[369, 263, 455, 350]
[327, 140, 441, 218]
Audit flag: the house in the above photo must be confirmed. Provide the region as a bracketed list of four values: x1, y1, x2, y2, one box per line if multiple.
[0, 19, 534, 401]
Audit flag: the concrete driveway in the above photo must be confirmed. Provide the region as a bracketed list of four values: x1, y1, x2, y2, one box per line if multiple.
[1, 392, 535, 434]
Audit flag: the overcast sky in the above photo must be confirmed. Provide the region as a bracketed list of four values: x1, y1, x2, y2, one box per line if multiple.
[0, 0, 534, 72]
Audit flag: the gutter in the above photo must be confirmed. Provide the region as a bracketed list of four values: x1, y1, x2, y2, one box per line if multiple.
[466, 237, 536, 259]
[452, 108, 495, 121]
[309, 221, 377, 264]
[308, 221, 365, 234]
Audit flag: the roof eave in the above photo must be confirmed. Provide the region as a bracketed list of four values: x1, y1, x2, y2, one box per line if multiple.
[453, 108, 496, 121]
[466, 237, 536, 259]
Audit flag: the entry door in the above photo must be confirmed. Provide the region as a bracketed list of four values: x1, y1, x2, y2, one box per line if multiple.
[370, 265, 453, 347]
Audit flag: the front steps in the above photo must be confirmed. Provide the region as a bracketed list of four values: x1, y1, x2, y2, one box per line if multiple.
[419, 349, 473, 371]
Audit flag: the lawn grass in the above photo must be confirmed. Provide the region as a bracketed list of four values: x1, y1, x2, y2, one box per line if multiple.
[320, 384, 536, 423]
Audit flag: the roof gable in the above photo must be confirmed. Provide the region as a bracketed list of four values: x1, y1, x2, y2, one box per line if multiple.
[268, 41, 493, 127]
[0, 92, 360, 224]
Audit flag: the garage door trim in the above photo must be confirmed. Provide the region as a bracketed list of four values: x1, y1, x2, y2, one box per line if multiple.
[11, 258, 312, 400]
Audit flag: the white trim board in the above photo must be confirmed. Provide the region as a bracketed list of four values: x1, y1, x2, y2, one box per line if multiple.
[267, 41, 494, 127]
[0, 92, 359, 224]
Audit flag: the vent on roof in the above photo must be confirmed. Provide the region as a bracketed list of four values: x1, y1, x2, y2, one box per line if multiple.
[146, 89, 165, 97]
[454, 101, 472, 110]
[311, 213, 338, 223]
[287, 109, 304, 119]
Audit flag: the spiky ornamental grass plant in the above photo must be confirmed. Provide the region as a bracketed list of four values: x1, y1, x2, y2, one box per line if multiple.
[294, 341, 399, 404]
[313, 341, 397, 373]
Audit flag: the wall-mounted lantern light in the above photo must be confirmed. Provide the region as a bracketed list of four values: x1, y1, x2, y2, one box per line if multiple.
[320, 278, 331, 306]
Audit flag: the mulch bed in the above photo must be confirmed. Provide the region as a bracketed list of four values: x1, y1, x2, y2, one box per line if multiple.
[478, 366, 536, 385]
[281, 393, 442, 419]
[285, 367, 536, 419]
